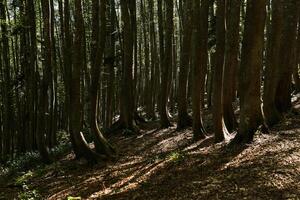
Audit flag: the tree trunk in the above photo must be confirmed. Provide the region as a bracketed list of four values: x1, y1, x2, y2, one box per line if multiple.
[191, 0, 208, 140]
[212, 0, 228, 143]
[119, 0, 137, 132]
[159, 0, 173, 128]
[275, 0, 300, 113]
[263, 0, 283, 127]
[177, 0, 193, 130]
[234, 0, 267, 144]
[90, 0, 115, 156]
[223, 0, 240, 132]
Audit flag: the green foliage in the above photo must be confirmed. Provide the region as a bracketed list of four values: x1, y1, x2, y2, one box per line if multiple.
[18, 186, 41, 200]
[15, 171, 34, 186]
[167, 151, 185, 163]
[1, 142, 71, 177]
[16, 172, 41, 200]
[2, 152, 41, 175]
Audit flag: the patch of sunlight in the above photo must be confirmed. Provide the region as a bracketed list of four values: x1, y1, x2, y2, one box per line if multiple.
[67, 196, 81, 200]
[88, 159, 169, 199]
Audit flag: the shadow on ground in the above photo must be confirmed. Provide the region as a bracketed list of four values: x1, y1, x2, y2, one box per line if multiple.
[1, 101, 300, 200]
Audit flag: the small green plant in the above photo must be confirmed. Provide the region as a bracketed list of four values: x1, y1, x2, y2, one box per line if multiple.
[167, 151, 185, 163]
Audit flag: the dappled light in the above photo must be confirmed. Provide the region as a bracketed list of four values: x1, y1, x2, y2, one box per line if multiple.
[1, 0, 300, 199]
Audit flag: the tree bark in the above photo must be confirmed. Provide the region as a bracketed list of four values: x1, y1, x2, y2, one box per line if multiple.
[212, 0, 228, 143]
[159, 0, 173, 128]
[263, 0, 283, 127]
[223, 0, 240, 132]
[234, 0, 267, 144]
[177, 0, 193, 130]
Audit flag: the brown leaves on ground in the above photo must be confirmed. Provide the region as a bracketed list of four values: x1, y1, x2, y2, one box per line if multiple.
[1, 102, 300, 200]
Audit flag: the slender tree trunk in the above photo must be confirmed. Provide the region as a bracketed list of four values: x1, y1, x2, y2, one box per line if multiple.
[223, 0, 240, 132]
[119, 0, 137, 132]
[212, 0, 228, 143]
[191, 0, 208, 140]
[263, 0, 283, 127]
[159, 0, 173, 128]
[177, 0, 193, 130]
[38, 0, 52, 163]
[0, 0, 14, 160]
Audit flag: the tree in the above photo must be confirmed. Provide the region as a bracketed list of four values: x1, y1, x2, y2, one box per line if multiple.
[38, 0, 53, 163]
[263, 0, 283, 127]
[159, 0, 173, 128]
[70, 0, 102, 161]
[191, 0, 208, 140]
[234, 0, 267, 144]
[0, 0, 14, 160]
[275, 0, 300, 113]
[177, 0, 193, 130]
[223, 0, 240, 132]
[90, 0, 115, 156]
[119, 0, 137, 132]
[212, 0, 228, 143]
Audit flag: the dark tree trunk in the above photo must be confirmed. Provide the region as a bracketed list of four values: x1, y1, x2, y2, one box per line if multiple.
[212, 0, 228, 143]
[223, 0, 240, 132]
[159, 0, 173, 128]
[234, 0, 267, 144]
[177, 0, 193, 130]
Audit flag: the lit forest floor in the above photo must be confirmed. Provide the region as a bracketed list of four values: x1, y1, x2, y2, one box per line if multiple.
[1, 97, 300, 199]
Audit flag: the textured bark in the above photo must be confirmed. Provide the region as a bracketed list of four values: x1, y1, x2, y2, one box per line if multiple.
[235, 0, 267, 144]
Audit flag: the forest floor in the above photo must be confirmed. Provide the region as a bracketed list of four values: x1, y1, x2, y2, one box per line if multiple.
[1, 97, 300, 200]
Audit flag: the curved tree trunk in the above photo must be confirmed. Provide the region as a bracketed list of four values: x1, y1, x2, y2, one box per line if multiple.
[71, 0, 103, 161]
[90, 0, 115, 156]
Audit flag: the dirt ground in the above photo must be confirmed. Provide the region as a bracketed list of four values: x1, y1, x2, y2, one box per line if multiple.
[1, 100, 300, 200]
